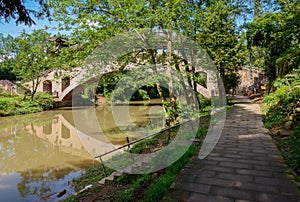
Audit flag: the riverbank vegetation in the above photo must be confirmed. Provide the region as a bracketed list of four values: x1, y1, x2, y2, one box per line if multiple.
[0, 90, 55, 116]
[65, 118, 209, 202]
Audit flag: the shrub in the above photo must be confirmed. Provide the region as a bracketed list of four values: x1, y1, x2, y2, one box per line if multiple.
[0, 92, 55, 116]
[263, 83, 300, 128]
[33, 92, 55, 110]
[0, 97, 11, 110]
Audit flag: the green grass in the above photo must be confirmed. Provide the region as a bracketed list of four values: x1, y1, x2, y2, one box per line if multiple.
[115, 174, 152, 201]
[143, 144, 198, 201]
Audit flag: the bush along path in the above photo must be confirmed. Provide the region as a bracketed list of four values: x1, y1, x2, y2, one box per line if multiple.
[163, 96, 300, 202]
[261, 71, 300, 179]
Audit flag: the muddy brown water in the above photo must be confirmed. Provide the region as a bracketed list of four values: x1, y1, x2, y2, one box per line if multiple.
[0, 102, 164, 201]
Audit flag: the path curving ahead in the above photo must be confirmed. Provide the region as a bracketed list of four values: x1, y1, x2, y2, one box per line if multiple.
[164, 96, 300, 202]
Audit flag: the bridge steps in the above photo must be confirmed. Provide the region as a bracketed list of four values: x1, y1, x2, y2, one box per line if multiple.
[98, 156, 152, 185]
[74, 155, 153, 196]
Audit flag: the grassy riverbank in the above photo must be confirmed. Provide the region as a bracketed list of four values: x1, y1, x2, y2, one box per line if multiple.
[64, 119, 209, 202]
[0, 91, 55, 116]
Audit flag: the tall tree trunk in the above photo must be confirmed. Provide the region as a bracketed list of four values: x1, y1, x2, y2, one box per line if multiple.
[166, 25, 178, 123]
[149, 49, 168, 122]
[31, 78, 39, 101]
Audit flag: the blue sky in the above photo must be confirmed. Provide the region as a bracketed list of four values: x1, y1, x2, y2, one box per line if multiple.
[0, 1, 62, 37]
[0, 19, 59, 37]
[0, 1, 263, 38]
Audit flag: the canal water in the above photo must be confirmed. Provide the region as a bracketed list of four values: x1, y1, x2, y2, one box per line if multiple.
[0, 102, 164, 201]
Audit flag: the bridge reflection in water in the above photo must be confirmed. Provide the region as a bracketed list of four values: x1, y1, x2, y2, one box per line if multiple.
[0, 103, 163, 201]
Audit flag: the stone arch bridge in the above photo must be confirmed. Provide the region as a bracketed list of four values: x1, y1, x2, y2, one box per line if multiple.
[25, 64, 216, 107]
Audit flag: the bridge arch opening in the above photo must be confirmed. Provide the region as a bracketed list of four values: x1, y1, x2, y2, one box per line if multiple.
[43, 80, 52, 95]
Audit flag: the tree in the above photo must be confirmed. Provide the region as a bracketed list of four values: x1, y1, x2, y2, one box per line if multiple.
[47, 0, 246, 121]
[48, 0, 202, 122]
[246, 0, 300, 91]
[193, 0, 243, 92]
[0, 0, 49, 26]
[14, 29, 54, 100]
[0, 33, 17, 80]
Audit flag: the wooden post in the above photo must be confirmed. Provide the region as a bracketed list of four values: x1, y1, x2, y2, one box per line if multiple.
[126, 137, 131, 150]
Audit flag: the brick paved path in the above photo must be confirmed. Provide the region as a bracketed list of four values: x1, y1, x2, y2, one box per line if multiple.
[164, 96, 300, 202]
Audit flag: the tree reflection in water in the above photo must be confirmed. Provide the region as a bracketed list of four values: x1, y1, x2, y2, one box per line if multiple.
[0, 104, 162, 201]
[0, 111, 95, 201]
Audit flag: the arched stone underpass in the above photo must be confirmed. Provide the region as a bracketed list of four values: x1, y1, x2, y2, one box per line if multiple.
[57, 66, 213, 106]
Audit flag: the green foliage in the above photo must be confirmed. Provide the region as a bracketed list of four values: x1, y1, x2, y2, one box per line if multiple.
[196, 127, 208, 139]
[143, 144, 198, 201]
[199, 96, 211, 109]
[114, 129, 203, 201]
[264, 86, 289, 110]
[263, 85, 299, 128]
[0, 34, 17, 80]
[226, 96, 234, 106]
[33, 92, 55, 110]
[195, 0, 242, 77]
[198, 96, 212, 117]
[264, 110, 286, 129]
[224, 73, 239, 93]
[273, 69, 300, 88]
[13, 29, 55, 100]
[136, 89, 150, 101]
[263, 69, 300, 128]
[0, 97, 17, 111]
[246, 1, 300, 83]
[0, 92, 55, 116]
[48, 0, 244, 123]
[162, 101, 178, 121]
[116, 174, 152, 201]
[130, 136, 159, 154]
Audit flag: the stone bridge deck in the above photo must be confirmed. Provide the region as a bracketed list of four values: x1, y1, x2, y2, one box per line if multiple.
[164, 96, 300, 202]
